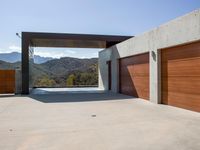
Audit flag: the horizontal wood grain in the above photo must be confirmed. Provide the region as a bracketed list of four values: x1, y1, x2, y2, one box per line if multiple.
[119, 53, 149, 100]
[161, 57, 200, 77]
[161, 41, 200, 112]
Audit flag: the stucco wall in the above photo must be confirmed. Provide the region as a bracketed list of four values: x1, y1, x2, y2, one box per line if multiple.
[98, 9, 200, 103]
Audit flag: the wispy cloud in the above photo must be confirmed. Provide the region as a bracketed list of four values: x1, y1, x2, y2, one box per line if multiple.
[34, 51, 64, 58]
[34, 49, 77, 58]
[0, 45, 21, 53]
[9, 45, 21, 52]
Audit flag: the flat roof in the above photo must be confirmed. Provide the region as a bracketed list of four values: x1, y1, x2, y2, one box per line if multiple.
[22, 32, 133, 48]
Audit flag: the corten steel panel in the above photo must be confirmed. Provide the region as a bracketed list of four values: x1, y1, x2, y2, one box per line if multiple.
[0, 70, 15, 94]
[119, 53, 149, 100]
[161, 41, 200, 112]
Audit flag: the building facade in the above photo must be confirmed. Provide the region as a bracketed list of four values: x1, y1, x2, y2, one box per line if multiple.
[98, 9, 200, 112]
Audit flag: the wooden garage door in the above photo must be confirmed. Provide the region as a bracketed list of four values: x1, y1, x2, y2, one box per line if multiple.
[0, 70, 15, 94]
[119, 53, 149, 100]
[161, 41, 200, 112]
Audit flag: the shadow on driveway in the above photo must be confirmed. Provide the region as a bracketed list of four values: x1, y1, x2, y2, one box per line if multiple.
[28, 92, 133, 103]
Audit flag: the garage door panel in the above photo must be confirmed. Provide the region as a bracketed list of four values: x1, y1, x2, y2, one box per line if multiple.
[162, 77, 200, 95]
[120, 71, 149, 77]
[120, 53, 149, 100]
[161, 41, 200, 112]
[162, 91, 200, 104]
[162, 58, 200, 76]
[120, 54, 149, 66]
[162, 42, 200, 61]
[131, 77, 149, 90]
[133, 80, 149, 99]
[162, 91, 200, 112]
[121, 67, 149, 76]
[120, 64, 149, 79]
[120, 65, 149, 72]
[120, 68, 130, 75]
[127, 64, 149, 76]
[120, 81, 138, 97]
[121, 77, 149, 91]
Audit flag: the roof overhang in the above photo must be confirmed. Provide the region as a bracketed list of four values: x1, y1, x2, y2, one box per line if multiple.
[22, 32, 133, 48]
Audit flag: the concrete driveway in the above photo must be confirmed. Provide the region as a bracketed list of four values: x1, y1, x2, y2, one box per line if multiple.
[0, 92, 200, 150]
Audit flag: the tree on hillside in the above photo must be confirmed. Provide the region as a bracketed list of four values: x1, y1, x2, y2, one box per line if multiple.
[34, 75, 56, 87]
[66, 74, 76, 86]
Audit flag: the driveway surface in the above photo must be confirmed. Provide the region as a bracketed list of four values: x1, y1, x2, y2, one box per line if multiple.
[0, 92, 200, 150]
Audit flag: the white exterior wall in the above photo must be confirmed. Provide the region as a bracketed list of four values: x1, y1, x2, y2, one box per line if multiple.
[98, 9, 200, 103]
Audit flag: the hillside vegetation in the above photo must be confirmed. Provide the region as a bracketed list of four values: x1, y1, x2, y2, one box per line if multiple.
[0, 57, 98, 87]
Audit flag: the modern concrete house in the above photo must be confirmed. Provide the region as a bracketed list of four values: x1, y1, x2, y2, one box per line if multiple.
[98, 9, 200, 112]
[1, 9, 200, 150]
[17, 9, 200, 112]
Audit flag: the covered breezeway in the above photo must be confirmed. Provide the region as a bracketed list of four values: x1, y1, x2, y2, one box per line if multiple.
[21, 32, 132, 94]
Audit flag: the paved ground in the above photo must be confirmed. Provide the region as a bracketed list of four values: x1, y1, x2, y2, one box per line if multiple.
[0, 92, 200, 150]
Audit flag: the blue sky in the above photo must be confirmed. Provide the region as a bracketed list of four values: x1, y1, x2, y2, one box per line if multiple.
[0, 0, 200, 58]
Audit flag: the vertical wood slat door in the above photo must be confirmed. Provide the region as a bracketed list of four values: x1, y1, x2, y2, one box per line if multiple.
[161, 41, 200, 112]
[119, 53, 149, 100]
[0, 70, 15, 94]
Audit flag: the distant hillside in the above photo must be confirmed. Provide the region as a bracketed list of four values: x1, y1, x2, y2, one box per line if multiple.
[41, 57, 98, 76]
[0, 57, 98, 87]
[0, 60, 51, 82]
[0, 60, 21, 70]
[34, 55, 54, 64]
[0, 52, 21, 63]
[0, 52, 54, 64]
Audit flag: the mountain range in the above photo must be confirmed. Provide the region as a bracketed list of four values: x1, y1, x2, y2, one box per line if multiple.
[0, 52, 54, 64]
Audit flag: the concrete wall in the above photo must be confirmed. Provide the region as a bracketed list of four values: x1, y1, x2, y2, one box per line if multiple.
[98, 9, 200, 104]
[15, 69, 22, 94]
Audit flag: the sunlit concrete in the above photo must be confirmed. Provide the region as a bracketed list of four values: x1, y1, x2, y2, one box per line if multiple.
[0, 93, 200, 150]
